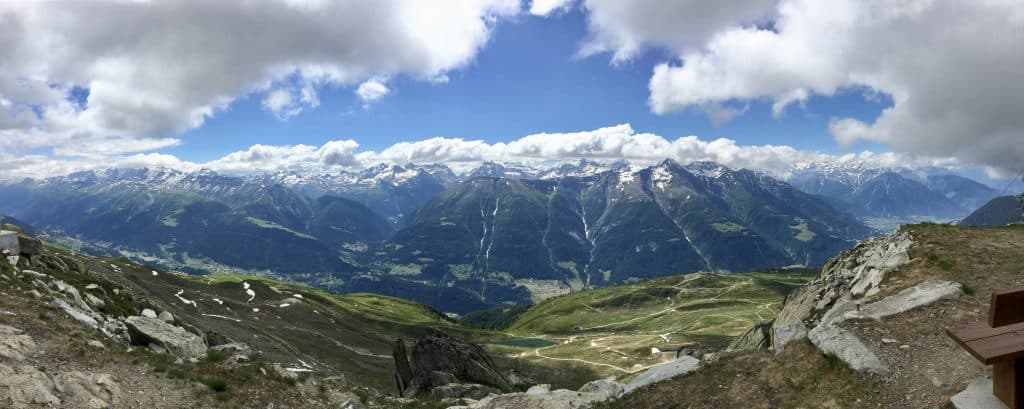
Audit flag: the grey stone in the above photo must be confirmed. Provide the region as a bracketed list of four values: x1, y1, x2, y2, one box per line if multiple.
[52, 299, 98, 329]
[21, 270, 46, 279]
[808, 325, 889, 375]
[157, 311, 174, 323]
[842, 281, 963, 322]
[951, 377, 1008, 409]
[0, 231, 19, 256]
[16, 236, 41, 256]
[87, 340, 105, 349]
[430, 370, 458, 386]
[148, 343, 167, 354]
[624, 356, 700, 394]
[0, 363, 61, 407]
[772, 322, 808, 351]
[410, 329, 514, 392]
[125, 316, 207, 360]
[525, 384, 551, 395]
[577, 379, 625, 399]
[140, 308, 157, 318]
[728, 319, 773, 351]
[431, 383, 501, 400]
[0, 325, 36, 361]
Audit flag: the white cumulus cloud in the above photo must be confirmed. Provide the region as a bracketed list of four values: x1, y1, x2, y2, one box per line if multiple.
[355, 79, 390, 105]
[578, 0, 1024, 173]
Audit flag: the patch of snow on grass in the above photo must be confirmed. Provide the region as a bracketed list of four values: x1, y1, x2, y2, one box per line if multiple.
[175, 289, 198, 308]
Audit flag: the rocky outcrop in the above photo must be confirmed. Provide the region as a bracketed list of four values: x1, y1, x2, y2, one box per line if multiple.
[727, 319, 773, 351]
[771, 229, 915, 350]
[808, 325, 889, 375]
[840, 281, 963, 322]
[449, 379, 626, 409]
[125, 316, 208, 360]
[0, 324, 120, 409]
[409, 329, 515, 392]
[623, 356, 700, 394]
[17, 235, 42, 257]
[0, 325, 37, 361]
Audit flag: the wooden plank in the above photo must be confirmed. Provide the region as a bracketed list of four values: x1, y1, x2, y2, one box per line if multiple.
[964, 332, 1024, 365]
[950, 322, 1024, 343]
[990, 287, 1024, 327]
[993, 359, 1024, 409]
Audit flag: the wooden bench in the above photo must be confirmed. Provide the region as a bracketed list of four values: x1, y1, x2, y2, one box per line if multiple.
[948, 287, 1024, 408]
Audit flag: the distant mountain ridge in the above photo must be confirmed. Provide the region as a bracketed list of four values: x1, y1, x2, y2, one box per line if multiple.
[959, 194, 1024, 227]
[379, 159, 869, 290]
[787, 162, 998, 220]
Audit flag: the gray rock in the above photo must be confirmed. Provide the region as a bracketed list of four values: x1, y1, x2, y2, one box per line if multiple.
[157, 311, 174, 323]
[450, 386, 622, 409]
[808, 325, 889, 375]
[431, 383, 501, 400]
[0, 325, 36, 361]
[430, 370, 458, 386]
[140, 308, 157, 318]
[842, 281, 963, 322]
[148, 343, 168, 354]
[16, 236, 42, 256]
[410, 329, 515, 392]
[728, 319, 773, 351]
[87, 340, 105, 349]
[21, 270, 46, 279]
[624, 356, 700, 394]
[772, 322, 808, 351]
[84, 293, 105, 309]
[525, 384, 551, 395]
[125, 316, 207, 360]
[52, 299, 98, 329]
[0, 231, 19, 256]
[0, 363, 61, 407]
[951, 377, 1008, 409]
[52, 371, 120, 408]
[577, 379, 625, 399]
[210, 342, 250, 355]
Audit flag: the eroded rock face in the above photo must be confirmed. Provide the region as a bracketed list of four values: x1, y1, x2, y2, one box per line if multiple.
[125, 316, 207, 360]
[410, 329, 515, 392]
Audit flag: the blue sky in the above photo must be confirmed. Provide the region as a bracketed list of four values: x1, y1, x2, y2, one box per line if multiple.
[2, 0, 1021, 182]
[169, 8, 892, 163]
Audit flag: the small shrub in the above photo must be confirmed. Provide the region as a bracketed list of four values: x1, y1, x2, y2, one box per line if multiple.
[202, 377, 229, 392]
[958, 281, 976, 295]
[204, 349, 226, 363]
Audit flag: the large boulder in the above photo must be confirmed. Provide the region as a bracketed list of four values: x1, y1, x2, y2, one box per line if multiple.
[623, 356, 700, 394]
[841, 281, 963, 322]
[125, 316, 207, 360]
[410, 328, 515, 392]
[16, 236, 41, 257]
[808, 325, 888, 375]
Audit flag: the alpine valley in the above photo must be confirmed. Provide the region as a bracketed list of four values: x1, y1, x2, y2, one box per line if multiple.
[0, 159, 998, 314]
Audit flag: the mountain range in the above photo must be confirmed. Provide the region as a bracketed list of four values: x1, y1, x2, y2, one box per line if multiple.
[787, 162, 999, 220]
[0, 159, 1001, 313]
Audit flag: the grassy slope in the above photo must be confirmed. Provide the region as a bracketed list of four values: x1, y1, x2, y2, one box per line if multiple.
[485, 270, 813, 384]
[8, 232, 822, 401]
[599, 223, 1024, 409]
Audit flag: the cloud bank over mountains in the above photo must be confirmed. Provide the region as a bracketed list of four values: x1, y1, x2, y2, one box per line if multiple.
[1, 0, 1022, 180]
[0, 123, 961, 181]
